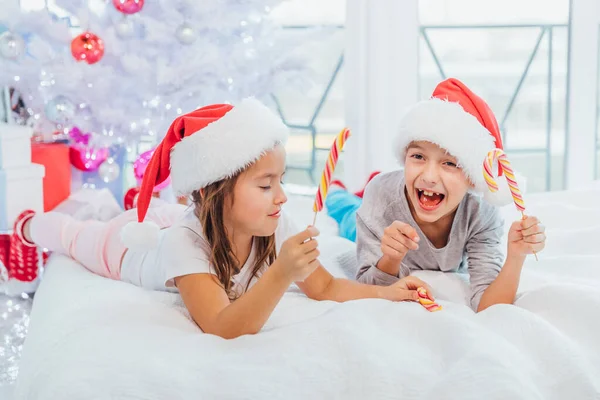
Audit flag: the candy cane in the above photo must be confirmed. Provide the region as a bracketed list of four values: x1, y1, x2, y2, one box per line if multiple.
[312, 128, 351, 225]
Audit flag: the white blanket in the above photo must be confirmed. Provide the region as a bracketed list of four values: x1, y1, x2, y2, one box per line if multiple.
[14, 189, 600, 399]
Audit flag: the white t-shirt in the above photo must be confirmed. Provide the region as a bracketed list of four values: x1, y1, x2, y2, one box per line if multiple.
[121, 209, 300, 296]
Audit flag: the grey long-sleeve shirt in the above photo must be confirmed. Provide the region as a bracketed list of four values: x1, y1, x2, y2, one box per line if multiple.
[355, 171, 505, 311]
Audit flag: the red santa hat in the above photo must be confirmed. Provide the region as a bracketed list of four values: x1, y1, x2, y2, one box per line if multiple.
[121, 98, 289, 249]
[394, 78, 524, 205]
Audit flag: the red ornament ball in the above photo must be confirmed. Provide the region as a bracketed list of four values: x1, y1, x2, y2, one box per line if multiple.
[71, 32, 104, 64]
[113, 0, 144, 15]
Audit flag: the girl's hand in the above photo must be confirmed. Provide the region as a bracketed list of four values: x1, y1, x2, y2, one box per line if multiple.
[507, 216, 546, 258]
[382, 276, 434, 302]
[274, 227, 321, 283]
[381, 221, 420, 262]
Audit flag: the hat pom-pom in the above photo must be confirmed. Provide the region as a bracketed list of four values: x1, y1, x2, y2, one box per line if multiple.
[483, 171, 527, 207]
[120, 221, 160, 250]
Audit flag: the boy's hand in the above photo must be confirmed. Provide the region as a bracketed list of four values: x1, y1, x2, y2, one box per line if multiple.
[382, 276, 434, 302]
[507, 216, 546, 258]
[381, 221, 420, 262]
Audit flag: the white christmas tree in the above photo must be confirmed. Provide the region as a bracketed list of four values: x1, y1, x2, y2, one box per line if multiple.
[0, 0, 307, 147]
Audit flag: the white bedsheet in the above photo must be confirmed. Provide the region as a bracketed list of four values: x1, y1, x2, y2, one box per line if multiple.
[14, 190, 600, 399]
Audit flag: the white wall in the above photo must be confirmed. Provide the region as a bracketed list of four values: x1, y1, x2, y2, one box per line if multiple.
[343, 0, 419, 190]
[565, 0, 600, 189]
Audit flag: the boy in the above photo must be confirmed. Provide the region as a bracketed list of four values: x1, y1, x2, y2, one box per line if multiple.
[355, 78, 546, 312]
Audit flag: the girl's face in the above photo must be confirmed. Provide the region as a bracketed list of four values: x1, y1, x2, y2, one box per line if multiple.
[225, 145, 288, 237]
[404, 141, 472, 224]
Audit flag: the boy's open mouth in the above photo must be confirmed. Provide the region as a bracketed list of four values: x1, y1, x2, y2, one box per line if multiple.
[416, 189, 445, 211]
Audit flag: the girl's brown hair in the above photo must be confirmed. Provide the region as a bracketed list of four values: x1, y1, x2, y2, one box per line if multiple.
[191, 173, 276, 300]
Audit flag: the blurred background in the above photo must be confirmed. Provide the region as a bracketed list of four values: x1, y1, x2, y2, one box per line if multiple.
[4, 0, 597, 201]
[273, 0, 574, 193]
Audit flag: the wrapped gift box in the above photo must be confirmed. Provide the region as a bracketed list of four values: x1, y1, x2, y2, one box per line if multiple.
[0, 164, 45, 232]
[0, 123, 33, 169]
[31, 143, 71, 211]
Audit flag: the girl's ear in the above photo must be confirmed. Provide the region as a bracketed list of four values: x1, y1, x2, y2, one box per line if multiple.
[199, 189, 204, 199]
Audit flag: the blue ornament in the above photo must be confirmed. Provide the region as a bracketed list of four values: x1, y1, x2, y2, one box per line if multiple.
[45, 95, 76, 124]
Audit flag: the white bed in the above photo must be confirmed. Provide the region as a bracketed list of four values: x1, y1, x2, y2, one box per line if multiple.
[12, 187, 600, 399]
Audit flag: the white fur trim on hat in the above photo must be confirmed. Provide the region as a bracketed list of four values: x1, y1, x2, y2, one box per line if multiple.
[120, 221, 160, 251]
[170, 98, 289, 195]
[395, 98, 497, 195]
[483, 170, 528, 207]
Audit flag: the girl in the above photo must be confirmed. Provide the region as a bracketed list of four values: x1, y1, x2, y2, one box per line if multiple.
[16, 98, 432, 339]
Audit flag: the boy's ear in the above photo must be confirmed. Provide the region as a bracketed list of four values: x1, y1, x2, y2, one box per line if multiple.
[464, 176, 476, 190]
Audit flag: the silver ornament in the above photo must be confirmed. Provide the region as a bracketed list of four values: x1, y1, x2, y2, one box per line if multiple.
[44, 95, 76, 124]
[115, 17, 135, 39]
[0, 31, 26, 60]
[98, 158, 120, 183]
[175, 22, 197, 45]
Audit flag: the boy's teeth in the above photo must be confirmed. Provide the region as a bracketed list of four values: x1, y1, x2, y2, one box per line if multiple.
[419, 189, 442, 197]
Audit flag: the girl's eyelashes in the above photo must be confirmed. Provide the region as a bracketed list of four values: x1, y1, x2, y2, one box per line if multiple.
[258, 173, 285, 190]
[261, 181, 284, 190]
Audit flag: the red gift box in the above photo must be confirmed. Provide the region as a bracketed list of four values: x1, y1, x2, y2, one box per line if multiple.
[0, 234, 9, 270]
[31, 143, 71, 211]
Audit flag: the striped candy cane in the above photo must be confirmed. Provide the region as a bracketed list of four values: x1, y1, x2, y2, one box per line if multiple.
[483, 149, 525, 212]
[312, 128, 351, 224]
[483, 149, 537, 260]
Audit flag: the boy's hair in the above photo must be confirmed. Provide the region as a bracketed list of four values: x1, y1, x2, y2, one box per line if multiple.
[191, 174, 276, 300]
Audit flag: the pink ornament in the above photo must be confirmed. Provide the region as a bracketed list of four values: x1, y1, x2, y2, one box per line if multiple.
[113, 0, 144, 14]
[71, 32, 104, 64]
[68, 127, 109, 172]
[134, 148, 170, 192]
[69, 145, 109, 172]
